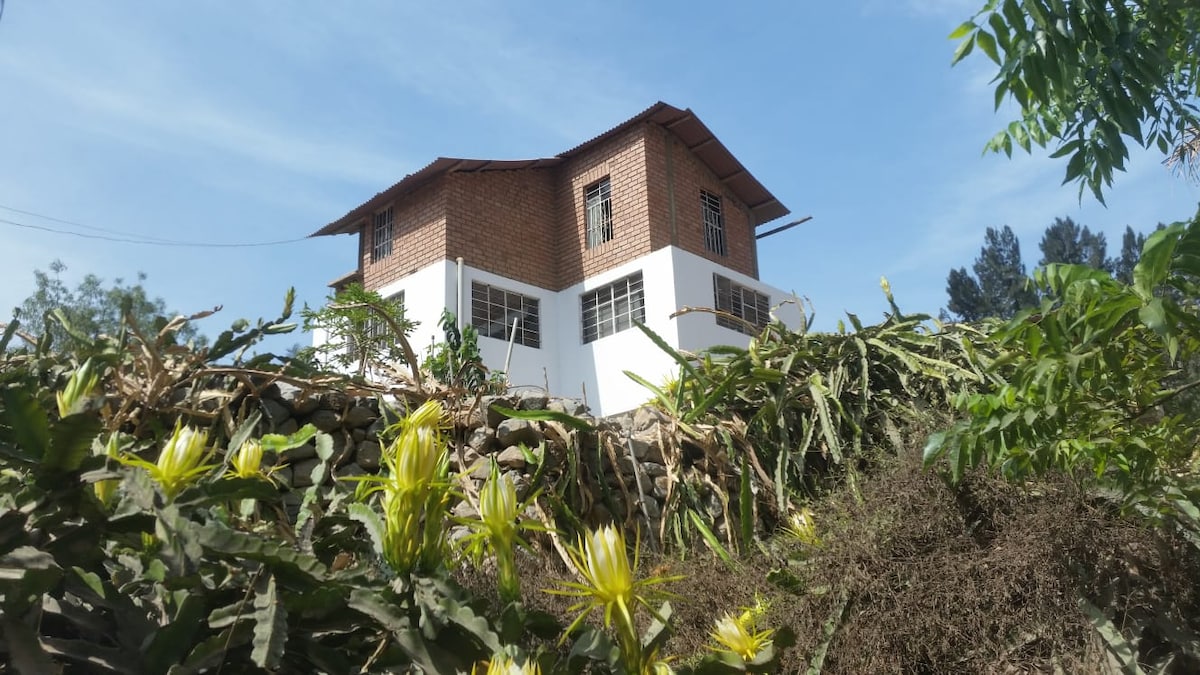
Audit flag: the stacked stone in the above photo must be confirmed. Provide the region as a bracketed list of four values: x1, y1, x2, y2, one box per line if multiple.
[250, 383, 674, 537]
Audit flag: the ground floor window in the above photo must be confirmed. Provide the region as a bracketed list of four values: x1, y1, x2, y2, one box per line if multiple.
[471, 282, 540, 348]
[582, 272, 645, 343]
[713, 274, 769, 335]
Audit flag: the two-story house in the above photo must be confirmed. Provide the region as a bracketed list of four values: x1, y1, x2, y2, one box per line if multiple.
[310, 102, 803, 415]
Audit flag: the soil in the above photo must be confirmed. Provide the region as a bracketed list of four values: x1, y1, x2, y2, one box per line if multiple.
[456, 451, 1200, 673]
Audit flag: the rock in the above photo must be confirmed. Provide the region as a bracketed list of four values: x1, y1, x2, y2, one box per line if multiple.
[259, 382, 283, 401]
[482, 395, 515, 428]
[468, 457, 493, 480]
[629, 434, 655, 461]
[357, 440, 382, 471]
[319, 391, 348, 410]
[367, 416, 390, 439]
[274, 465, 294, 488]
[291, 458, 322, 488]
[496, 418, 542, 448]
[495, 446, 527, 470]
[466, 427, 495, 454]
[275, 417, 299, 437]
[506, 470, 531, 500]
[259, 398, 291, 427]
[279, 383, 320, 416]
[337, 462, 367, 480]
[454, 403, 487, 431]
[653, 475, 670, 498]
[281, 442, 317, 463]
[548, 398, 589, 416]
[449, 447, 480, 472]
[343, 405, 377, 429]
[351, 428, 366, 443]
[452, 499, 479, 520]
[633, 406, 667, 432]
[641, 462, 667, 478]
[516, 391, 549, 411]
[307, 409, 341, 433]
[448, 525, 473, 546]
[639, 497, 662, 519]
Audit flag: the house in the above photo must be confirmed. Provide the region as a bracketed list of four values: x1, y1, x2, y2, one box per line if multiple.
[309, 102, 804, 416]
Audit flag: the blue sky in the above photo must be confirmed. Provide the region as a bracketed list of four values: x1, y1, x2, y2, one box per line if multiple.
[1, 1, 1197, 348]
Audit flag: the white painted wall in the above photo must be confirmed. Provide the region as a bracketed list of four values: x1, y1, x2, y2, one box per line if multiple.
[312, 247, 804, 416]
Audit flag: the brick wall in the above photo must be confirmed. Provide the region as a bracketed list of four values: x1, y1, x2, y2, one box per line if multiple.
[445, 170, 558, 290]
[356, 119, 759, 295]
[646, 129, 758, 280]
[360, 179, 448, 290]
[555, 124, 654, 289]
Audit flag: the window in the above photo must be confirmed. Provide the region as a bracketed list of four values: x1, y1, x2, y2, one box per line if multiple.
[471, 282, 540, 348]
[584, 178, 613, 248]
[713, 274, 770, 335]
[372, 206, 394, 262]
[701, 190, 726, 256]
[581, 272, 645, 343]
[348, 291, 404, 359]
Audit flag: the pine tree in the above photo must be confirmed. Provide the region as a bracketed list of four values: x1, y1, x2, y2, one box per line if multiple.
[1037, 217, 1109, 270]
[1112, 226, 1147, 285]
[945, 225, 1037, 321]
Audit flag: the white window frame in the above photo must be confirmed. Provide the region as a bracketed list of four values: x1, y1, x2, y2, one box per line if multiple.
[471, 282, 540, 348]
[701, 190, 726, 256]
[581, 272, 645, 344]
[713, 274, 769, 335]
[584, 178, 614, 248]
[372, 206, 394, 262]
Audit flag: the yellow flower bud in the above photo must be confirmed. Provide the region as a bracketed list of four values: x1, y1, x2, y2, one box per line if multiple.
[229, 440, 265, 479]
[57, 358, 100, 417]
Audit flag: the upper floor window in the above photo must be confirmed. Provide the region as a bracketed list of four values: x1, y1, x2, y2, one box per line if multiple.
[701, 190, 726, 256]
[713, 274, 769, 335]
[585, 178, 613, 248]
[372, 206, 394, 262]
[471, 282, 540, 348]
[581, 272, 645, 343]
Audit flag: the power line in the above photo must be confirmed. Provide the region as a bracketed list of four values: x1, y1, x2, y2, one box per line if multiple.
[0, 204, 191, 243]
[0, 208, 310, 248]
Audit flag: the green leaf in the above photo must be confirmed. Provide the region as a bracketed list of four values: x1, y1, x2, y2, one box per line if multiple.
[489, 405, 595, 432]
[952, 32, 977, 64]
[948, 21, 976, 40]
[251, 574, 287, 670]
[0, 386, 51, 462]
[976, 29, 1001, 64]
[688, 511, 736, 568]
[44, 413, 103, 473]
[259, 423, 319, 453]
[347, 503, 387, 561]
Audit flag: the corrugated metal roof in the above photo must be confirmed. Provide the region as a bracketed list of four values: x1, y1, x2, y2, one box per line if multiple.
[309, 102, 788, 237]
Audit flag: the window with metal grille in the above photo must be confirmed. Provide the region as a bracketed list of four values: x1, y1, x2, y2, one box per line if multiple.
[372, 206, 394, 262]
[581, 272, 645, 344]
[347, 291, 405, 358]
[471, 282, 540, 348]
[584, 178, 613, 248]
[713, 274, 770, 335]
[701, 190, 726, 256]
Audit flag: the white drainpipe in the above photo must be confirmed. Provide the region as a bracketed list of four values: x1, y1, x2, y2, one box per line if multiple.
[455, 257, 464, 329]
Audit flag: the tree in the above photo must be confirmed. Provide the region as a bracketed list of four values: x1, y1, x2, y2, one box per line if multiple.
[13, 260, 202, 349]
[1112, 225, 1149, 284]
[946, 225, 1037, 321]
[299, 283, 415, 378]
[952, 0, 1200, 202]
[1037, 216, 1109, 270]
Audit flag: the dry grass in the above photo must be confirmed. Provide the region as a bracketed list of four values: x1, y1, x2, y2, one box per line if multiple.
[458, 450, 1200, 673]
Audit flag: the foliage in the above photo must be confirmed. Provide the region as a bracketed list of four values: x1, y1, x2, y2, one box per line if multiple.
[0, 300, 806, 672]
[424, 310, 494, 392]
[628, 282, 991, 555]
[11, 259, 204, 351]
[1038, 216, 1109, 270]
[925, 212, 1200, 540]
[300, 283, 416, 379]
[946, 225, 1037, 321]
[951, 0, 1200, 201]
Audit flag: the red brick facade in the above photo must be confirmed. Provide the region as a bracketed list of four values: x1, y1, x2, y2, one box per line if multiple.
[337, 105, 781, 293]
